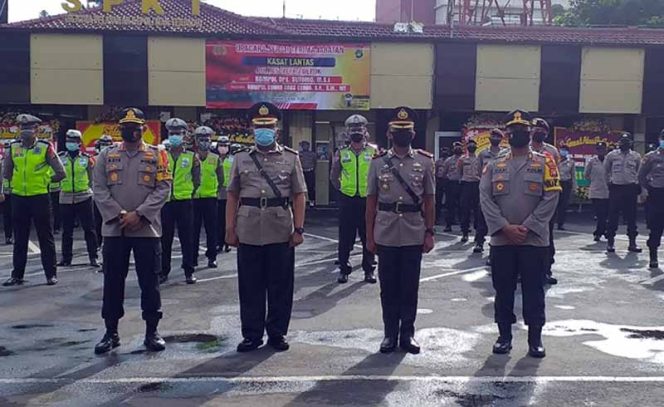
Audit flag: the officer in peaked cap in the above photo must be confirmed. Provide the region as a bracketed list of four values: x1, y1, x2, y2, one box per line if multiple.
[216, 135, 233, 254]
[457, 138, 481, 245]
[366, 106, 436, 354]
[480, 109, 560, 358]
[226, 102, 307, 353]
[93, 107, 172, 354]
[2, 114, 66, 287]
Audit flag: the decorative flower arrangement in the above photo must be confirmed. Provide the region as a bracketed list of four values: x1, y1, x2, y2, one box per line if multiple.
[570, 119, 611, 133]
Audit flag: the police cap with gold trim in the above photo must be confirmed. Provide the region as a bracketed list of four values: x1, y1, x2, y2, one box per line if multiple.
[118, 108, 146, 125]
[388, 106, 417, 130]
[248, 102, 281, 126]
[504, 109, 531, 127]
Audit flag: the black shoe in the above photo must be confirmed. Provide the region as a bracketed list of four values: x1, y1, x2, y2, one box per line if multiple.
[545, 275, 558, 285]
[144, 332, 166, 352]
[158, 274, 168, 284]
[46, 277, 58, 286]
[527, 326, 546, 358]
[57, 260, 71, 267]
[593, 234, 601, 242]
[557, 225, 565, 231]
[528, 344, 546, 358]
[237, 338, 263, 353]
[268, 336, 290, 352]
[379, 337, 397, 353]
[89, 258, 100, 268]
[492, 338, 512, 354]
[5, 237, 12, 245]
[364, 271, 377, 284]
[443, 226, 452, 233]
[628, 239, 642, 253]
[2, 277, 24, 287]
[185, 273, 197, 285]
[460, 233, 469, 243]
[208, 260, 217, 268]
[607, 239, 616, 253]
[337, 272, 349, 284]
[649, 251, 659, 269]
[94, 332, 120, 355]
[473, 242, 484, 253]
[399, 337, 421, 354]
[224, 245, 231, 253]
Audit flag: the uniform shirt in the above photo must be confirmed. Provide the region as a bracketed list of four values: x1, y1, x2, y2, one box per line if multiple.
[367, 148, 435, 247]
[458, 154, 481, 182]
[299, 149, 317, 172]
[604, 149, 641, 185]
[478, 146, 505, 173]
[558, 157, 577, 189]
[639, 149, 664, 189]
[1, 139, 65, 195]
[218, 154, 234, 201]
[480, 151, 561, 247]
[93, 142, 171, 238]
[532, 142, 560, 164]
[584, 156, 609, 199]
[434, 157, 446, 180]
[227, 144, 307, 246]
[59, 152, 95, 205]
[440, 154, 462, 181]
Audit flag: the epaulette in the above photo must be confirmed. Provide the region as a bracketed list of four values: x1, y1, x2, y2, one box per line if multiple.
[283, 146, 298, 155]
[373, 150, 388, 160]
[36, 139, 50, 146]
[416, 149, 433, 158]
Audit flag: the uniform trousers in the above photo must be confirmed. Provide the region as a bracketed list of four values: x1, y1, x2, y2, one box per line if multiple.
[460, 181, 480, 235]
[592, 198, 609, 238]
[491, 245, 548, 327]
[606, 184, 639, 239]
[217, 199, 227, 250]
[547, 219, 556, 276]
[435, 179, 445, 222]
[50, 191, 61, 231]
[377, 245, 422, 339]
[60, 197, 98, 262]
[101, 237, 162, 322]
[556, 180, 573, 227]
[304, 169, 316, 202]
[475, 208, 488, 244]
[11, 194, 56, 279]
[193, 198, 218, 262]
[161, 199, 195, 276]
[94, 202, 103, 249]
[444, 181, 460, 227]
[237, 242, 294, 340]
[646, 187, 664, 250]
[338, 194, 374, 273]
[2, 194, 11, 240]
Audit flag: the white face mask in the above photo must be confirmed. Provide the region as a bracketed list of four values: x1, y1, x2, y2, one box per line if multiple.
[218, 146, 229, 155]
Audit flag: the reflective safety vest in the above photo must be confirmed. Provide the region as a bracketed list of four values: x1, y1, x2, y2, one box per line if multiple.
[2, 177, 10, 193]
[168, 151, 195, 201]
[339, 145, 376, 198]
[60, 153, 90, 193]
[11, 141, 51, 197]
[195, 153, 220, 199]
[48, 167, 61, 192]
[222, 156, 233, 189]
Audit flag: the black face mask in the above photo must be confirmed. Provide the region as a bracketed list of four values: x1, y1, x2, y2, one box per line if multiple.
[490, 138, 501, 147]
[392, 132, 412, 148]
[509, 130, 531, 148]
[453, 148, 462, 155]
[350, 133, 364, 143]
[619, 143, 631, 152]
[467, 145, 477, 153]
[532, 132, 546, 143]
[121, 125, 141, 142]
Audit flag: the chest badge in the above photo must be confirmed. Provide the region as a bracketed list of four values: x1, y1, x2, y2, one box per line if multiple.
[110, 172, 119, 183]
[496, 182, 505, 192]
[181, 157, 190, 168]
[143, 174, 151, 182]
[529, 182, 539, 192]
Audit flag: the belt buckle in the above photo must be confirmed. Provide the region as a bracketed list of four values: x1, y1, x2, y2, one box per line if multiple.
[259, 197, 268, 209]
[394, 201, 402, 214]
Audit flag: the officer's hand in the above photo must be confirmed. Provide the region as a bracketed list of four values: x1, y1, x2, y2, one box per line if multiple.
[502, 224, 527, 245]
[423, 234, 435, 253]
[0, 194, 5, 203]
[225, 228, 239, 248]
[290, 232, 304, 248]
[120, 211, 141, 230]
[367, 238, 377, 255]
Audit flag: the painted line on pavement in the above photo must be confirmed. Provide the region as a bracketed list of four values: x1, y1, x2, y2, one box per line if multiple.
[641, 273, 664, 285]
[28, 240, 40, 254]
[420, 266, 487, 282]
[305, 232, 363, 250]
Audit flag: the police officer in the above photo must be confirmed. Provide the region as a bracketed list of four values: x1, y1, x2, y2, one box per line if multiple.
[480, 110, 561, 358]
[584, 142, 610, 242]
[604, 133, 642, 253]
[330, 114, 377, 284]
[458, 139, 481, 244]
[1, 142, 12, 245]
[2, 114, 65, 287]
[299, 140, 318, 207]
[49, 150, 62, 235]
[216, 136, 232, 254]
[556, 142, 577, 230]
[57, 130, 99, 268]
[441, 142, 462, 232]
[475, 129, 506, 253]
[93, 108, 171, 354]
[193, 126, 223, 269]
[93, 135, 115, 251]
[638, 130, 664, 269]
[225, 102, 307, 353]
[366, 107, 435, 354]
[159, 118, 200, 284]
[434, 147, 449, 224]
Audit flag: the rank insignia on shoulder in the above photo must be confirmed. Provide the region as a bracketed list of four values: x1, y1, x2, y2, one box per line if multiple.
[373, 150, 388, 159]
[283, 146, 298, 155]
[416, 149, 433, 158]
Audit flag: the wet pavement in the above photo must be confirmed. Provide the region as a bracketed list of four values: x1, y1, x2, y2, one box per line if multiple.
[1, 210, 664, 406]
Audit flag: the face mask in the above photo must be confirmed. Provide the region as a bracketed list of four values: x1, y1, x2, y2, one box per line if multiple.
[560, 149, 569, 157]
[255, 128, 276, 147]
[169, 135, 183, 148]
[532, 131, 546, 143]
[490, 138, 501, 147]
[659, 140, 664, 149]
[65, 142, 79, 152]
[391, 131, 412, 148]
[121, 126, 141, 142]
[350, 133, 364, 143]
[198, 141, 211, 151]
[467, 145, 477, 153]
[218, 146, 229, 155]
[619, 142, 631, 151]
[453, 148, 462, 155]
[20, 129, 35, 141]
[509, 130, 531, 148]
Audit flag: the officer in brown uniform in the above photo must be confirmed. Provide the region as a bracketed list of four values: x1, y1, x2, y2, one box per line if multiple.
[434, 147, 449, 223]
[458, 139, 481, 244]
[584, 142, 610, 242]
[92, 108, 171, 354]
[441, 142, 462, 232]
[366, 107, 435, 355]
[556, 142, 577, 230]
[476, 129, 506, 254]
[94, 135, 115, 250]
[638, 130, 664, 268]
[480, 110, 561, 358]
[226, 102, 307, 353]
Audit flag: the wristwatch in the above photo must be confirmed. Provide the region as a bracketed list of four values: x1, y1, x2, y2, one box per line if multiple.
[425, 228, 435, 236]
[294, 227, 305, 235]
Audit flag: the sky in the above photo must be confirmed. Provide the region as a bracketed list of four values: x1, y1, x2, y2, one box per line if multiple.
[7, 0, 376, 23]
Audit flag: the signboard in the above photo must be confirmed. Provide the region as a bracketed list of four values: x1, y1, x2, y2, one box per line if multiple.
[462, 127, 510, 153]
[206, 41, 371, 110]
[76, 121, 162, 151]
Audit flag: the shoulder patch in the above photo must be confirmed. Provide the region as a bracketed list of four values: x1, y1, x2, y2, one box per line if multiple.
[283, 146, 298, 155]
[373, 150, 388, 160]
[416, 149, 433, 158]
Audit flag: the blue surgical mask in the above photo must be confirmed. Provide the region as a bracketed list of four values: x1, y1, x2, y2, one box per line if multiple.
[255, 128, 276, 147]
[169, 135, 183, 147]
[659, 140, 664, 149]
[560, 149, 569, 157]
[65, 142, 79, 152]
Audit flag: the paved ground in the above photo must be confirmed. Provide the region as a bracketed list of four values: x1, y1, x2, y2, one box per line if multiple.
[1, 209, 664, 406]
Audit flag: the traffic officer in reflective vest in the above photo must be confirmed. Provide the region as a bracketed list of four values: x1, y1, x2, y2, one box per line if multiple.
[93, 108, 171, 354]
[638, 130, 664, 269]
[366, 107, 435, 354]
[2, 114, 65, 287]
[217, 136, 232, 254]
[57, 130, 99, 268]
[458, 139, 481, 244]
[330, 114, 377, 284]
[1, 141, 13, 245]
[604, 133, 642, 254]
[94, 135, 115, 250]
[226, 102, 307, 353]
[159, 118, 200, 285]
[480, 110, 561, 358]
[440, 142, 462, 232]
[193, 126, 223, 269]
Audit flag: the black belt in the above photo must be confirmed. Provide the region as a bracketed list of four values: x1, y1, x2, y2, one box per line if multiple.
[241, 197, 289, 209]
[378, 202, 421, 214]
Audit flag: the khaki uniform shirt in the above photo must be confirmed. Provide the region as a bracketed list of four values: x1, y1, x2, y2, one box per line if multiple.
[299, 150, 317, 172]
[604, 149, 641, 185]
[584, 157, 609, 199]
[59, 152, 95, 205]
[435, 158, 446, 179]
[458, 154, 481, 182]
[478, 146, 505, 173]
[441, 155, 461, 181]
[367, 148, 435, 247]
[639, 149, 664, 189]
[218, 154, 234, 201]
[227, 144, 307, 246]
[480, 151, 561, 247]
[558, 157, 577, 189]
[93, 142, 172, 238]
[532, 142, 560, 164]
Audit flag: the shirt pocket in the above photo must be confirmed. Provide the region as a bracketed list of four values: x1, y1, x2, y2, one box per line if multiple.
[492, 173, 510, 196]
[105, 161, 123, 186]
[138, 162, 156, 187]
[408, 173, 425, 195]
[523, 173, 543, 196]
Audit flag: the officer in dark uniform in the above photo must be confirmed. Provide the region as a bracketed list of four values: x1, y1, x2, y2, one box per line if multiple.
[93, 135, 115, 250]
[2, 114, 65, 287]
[441, 142, 462, 232]
[93, 108, 171, 354]
[480, 110, 561, 358]
[366, 107, 436, 354]
[639, 130, 664, 269]
[226, 102, 307, 353]
[458, 139, 481, 244]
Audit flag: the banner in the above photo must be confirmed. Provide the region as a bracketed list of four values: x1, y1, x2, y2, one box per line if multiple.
[206, 41, 371, 110]
[462, 127, 510, 153]
[76, 121, 162, 150]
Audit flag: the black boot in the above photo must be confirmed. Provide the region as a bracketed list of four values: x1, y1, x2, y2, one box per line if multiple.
[492, 323, 512, 354]
[89, 256, 100, 268]
[527, 325, 546, 358]
[650, 249, 659, 269]
[607, 237, 616, 253]
[364, 271, 377, 284]
[473, 241, 484, 253]
[94, 320, 120, 355]
[185, 272, 197, 285]
[460, 233, 469, 243]
[144, 320, 166, 352]
[380, 336, 397, 353]
[628, 237, 642, 253]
